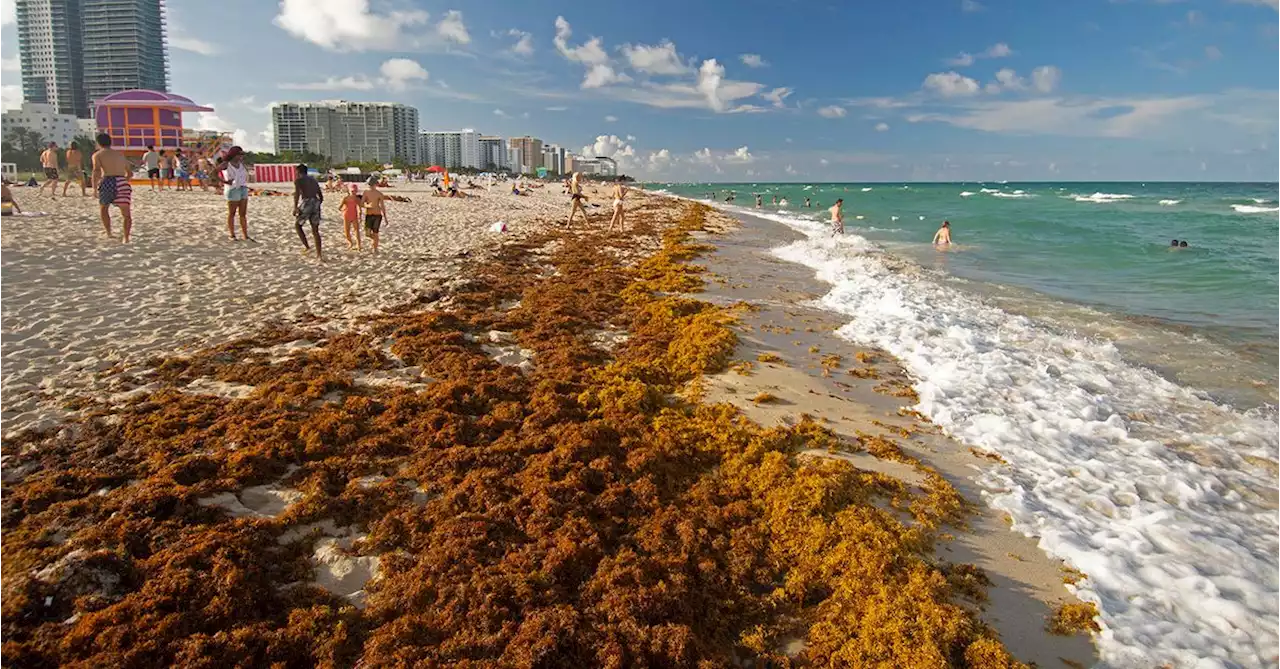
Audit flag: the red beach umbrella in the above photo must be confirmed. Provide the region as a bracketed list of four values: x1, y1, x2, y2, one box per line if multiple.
[426, 165, 446, 173]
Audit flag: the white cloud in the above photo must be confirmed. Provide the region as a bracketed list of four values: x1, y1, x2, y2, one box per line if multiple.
[583, 63, 630, 89]
[1228, 0, 1278, 9]
[273, 0, 430, 52]
[784, 164, 797, 175]
[875, 122, 890, 131]
[621, 40, 689, 75]
[740, 53, 768, 68]
[279, 75, 376, 91]
[545, 106, 568, 111]
[693, 147, 715, 164]
[604, 115, 618, 122]
[1031, 65, 1061, 93]
[1, 56, 19, 73]
[907, 94, 1223, 138]
[946, 42, 1012, 67]
[961, 0, 984, 11]
[493, 108, 508, 117]
[580, 134, 638, 171]
[503, 29, 534, 56]
[724, 146, 754, 163]
[647, 148, 673, 172]
[817, 105, 847, 118]
[2, 84, 24, 111]
[553, 16, 609, 65]
[0, 0, 13, 26]
[695, 59, 727, 111]
[923, 71, 981, 97]
[437, 10, 471, 44]
[762, 87, 793, 108]
[985, 67, 1027, 93]
[170, 34, 218, 56]
[1204, 45, 1223, 60]
[380, 58, 429, 91]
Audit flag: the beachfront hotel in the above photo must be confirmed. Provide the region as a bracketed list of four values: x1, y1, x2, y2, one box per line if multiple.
[272, 101, 420, 165]
[508, 136, 544, 174]
[15, 0, 168, 119]
[418, 129, 481, 170]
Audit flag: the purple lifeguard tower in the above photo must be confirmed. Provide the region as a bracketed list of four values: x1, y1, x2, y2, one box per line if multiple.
[93, 89, 216, 157]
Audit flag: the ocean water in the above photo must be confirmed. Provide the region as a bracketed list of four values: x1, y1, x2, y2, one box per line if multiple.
[653, 182, 1279, 668]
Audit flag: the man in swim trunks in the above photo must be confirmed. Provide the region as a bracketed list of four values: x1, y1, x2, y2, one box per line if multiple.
[38, 142, 61, 198]
[63, 142, 88, 197]
[292, 163, 324, 260]
[361, 175, 389, 254]
[932, 220, 952, 246]
[91, 133, 134, 242]
[143, 145, 160, 191]
[830, 198, 844, 235]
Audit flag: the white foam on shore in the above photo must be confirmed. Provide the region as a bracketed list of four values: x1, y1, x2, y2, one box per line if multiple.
[1232, 204, 1279, 214]
[754, 211, 1278, 668]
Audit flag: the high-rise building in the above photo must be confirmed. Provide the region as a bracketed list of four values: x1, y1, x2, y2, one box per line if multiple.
[418, 129, 479, 169]
[81, 0, 169, 105]
[273, 101, 420, 164]
[478, 135, 509, 172]
[16, 0, 88, 117]
[573, 156, 617, 177]
[508, 136, 542, 173]
[15, 0, 169, 119]
[541, 144, 567, 175]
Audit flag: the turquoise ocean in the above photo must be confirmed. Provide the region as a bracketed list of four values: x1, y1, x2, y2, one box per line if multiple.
[652, 181, 1279, 667]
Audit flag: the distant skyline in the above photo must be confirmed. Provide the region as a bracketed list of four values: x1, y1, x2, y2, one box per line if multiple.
[2, 0, 1276, 181]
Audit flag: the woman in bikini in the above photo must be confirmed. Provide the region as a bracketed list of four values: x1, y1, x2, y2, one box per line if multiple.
[567, 172, 590, 226]
[607, 177, 629, 231]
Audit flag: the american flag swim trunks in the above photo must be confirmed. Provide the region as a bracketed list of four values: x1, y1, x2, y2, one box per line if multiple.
[97, 176, 132, 206]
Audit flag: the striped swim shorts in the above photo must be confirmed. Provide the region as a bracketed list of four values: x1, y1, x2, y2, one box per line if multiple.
[97, 176, 132, 206]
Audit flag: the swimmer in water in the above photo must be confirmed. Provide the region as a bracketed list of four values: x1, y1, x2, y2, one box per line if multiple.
[804, 197, 811, 208]
[1171, 239, 1179, 247]
[755, 193, 763, 208]
[932, 220, 952, 245]
[1179, 240, 1188, 248]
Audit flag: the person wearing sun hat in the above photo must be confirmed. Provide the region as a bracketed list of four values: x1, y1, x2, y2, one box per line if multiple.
[216, 146, 252, 241]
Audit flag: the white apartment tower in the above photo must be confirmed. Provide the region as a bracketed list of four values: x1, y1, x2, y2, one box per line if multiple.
[273, 100, 420, 164]
[418, 129, 480, 169]
[478, 135, 509, 172]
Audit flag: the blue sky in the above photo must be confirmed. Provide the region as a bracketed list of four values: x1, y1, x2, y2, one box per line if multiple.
[2, 0, 1277, 181]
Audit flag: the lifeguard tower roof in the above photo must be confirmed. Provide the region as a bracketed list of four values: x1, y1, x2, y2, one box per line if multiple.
[93, 89, 215, 154]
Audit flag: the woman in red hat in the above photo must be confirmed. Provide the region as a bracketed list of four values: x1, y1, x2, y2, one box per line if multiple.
[216, 146, 252, 240]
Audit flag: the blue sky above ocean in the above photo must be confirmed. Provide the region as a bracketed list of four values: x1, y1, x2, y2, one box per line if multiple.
[1, 0, 1276, 181]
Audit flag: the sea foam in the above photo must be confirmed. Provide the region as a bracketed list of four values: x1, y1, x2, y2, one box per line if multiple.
[1071, 193, 1136, 203]
[758, 212, 1278, 668]
[1232, 204, 1279, 214]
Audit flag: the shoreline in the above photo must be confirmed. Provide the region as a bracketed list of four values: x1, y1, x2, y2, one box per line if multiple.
[4, 193, 1099, 665]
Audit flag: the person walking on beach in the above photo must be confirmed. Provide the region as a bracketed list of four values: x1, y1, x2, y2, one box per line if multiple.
[292, 163, 324, 260]
[361, 176, 388, 254]
[38, 142, 61, 198]
[217, 146, 252, 241]
[339, 184, 363, 250]
[91, 133, 133, 242]
[607, 177, 629, 231]
[567, 172, 590, 226]
[63, 142, 88, 197]
[830, 198, 844, 235]
[174, 148, 190, 191]
[160, 150, 175, 190]
[932, 220, 952, 246]
[143, 146, 160, 191]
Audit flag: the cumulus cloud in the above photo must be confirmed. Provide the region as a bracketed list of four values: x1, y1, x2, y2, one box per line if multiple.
[647, 148, 673, 171]
[380, 58, 429, 91]
[605, 115, 618, 122]
[740, 53, 768, 68]
[2, 84, 24, 111]
[762, 87, 793, 108]
[553, 16, 609, 65]
[273, 0, 430, 52]
[724, 146, 754, 163]
[817, 105, 847, 118]
[1, 0, 14, 26]
[985, 68, 1026, 93]
[923, 71, 981, 97]
[437, 10, 471, 44]
[693, 148, 715, 164]
[503, 29, 535, 56]
[1, 55, 20, 73]
[580, 134, 639, 170]
[621, 40, 689, 75]
[695, 59, 728, 111]
[170, 35, 218, 56]
[875, 122, 890, 131]
[583, 64, 630, 89]
[1031, 65, 1061, 93]
[280, 58, 429, 91]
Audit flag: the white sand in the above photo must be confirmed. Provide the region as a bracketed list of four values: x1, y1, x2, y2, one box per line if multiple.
[1, 181, 620, 437]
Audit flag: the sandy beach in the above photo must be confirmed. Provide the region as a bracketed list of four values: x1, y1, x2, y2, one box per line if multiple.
[0, 181, 620, 437]
[0, 191, 1100, 666]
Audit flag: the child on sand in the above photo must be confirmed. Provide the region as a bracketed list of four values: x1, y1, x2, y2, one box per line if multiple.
[292, 163, 324, 260]
[339, 183, 363, 250]
[361, 176, 389, 254]
[91, 133, 134, 242]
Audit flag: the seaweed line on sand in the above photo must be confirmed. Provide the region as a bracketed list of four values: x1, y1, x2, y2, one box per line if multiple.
[3, 202, 1024, 667]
